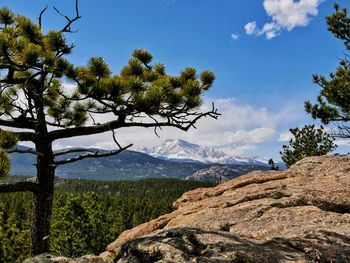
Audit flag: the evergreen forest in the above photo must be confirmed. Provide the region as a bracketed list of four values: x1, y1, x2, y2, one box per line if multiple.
[0, 178, 214, 262]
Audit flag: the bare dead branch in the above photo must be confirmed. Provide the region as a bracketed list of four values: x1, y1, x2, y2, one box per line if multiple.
[53, 0, 81, 33]
[330, 122, 350, 139]
[8, 147, 43, 157]
[0, 181, 39, 193]
[146, 114, 161, 137]
[54, 143, 133, 166]
[45, 121, 67, 128]
[89, 113, 99, 125]
[54, 147, 94, 157]
[112, 129, 122, 148]
[38, 5, 48, 28]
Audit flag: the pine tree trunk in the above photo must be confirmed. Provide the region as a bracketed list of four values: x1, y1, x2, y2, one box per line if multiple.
[31, 184, 54, 255]
[30, 141, 55, 256]
[28, 78, 56, 256]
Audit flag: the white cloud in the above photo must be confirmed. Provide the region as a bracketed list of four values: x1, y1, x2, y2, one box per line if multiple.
[244, 21, 258, 35]
[220, 144, 257, 156]
[335, 140, 350, 146]
[52, 98, 301, 157]
[231, 33, 240, 41]
[245, 0, 323, 39]
[214, 128, 277, 147]
[278, 130, 293, 141]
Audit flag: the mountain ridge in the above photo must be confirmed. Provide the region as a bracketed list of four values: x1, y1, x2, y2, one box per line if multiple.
[9, 145, 268, 181]
[137, 139, 277, 166]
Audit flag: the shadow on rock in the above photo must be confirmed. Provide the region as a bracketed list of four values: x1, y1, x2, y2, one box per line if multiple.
[117, 227, 350, 263]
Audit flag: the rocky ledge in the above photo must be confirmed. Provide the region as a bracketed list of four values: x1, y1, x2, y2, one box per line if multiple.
[105, 156, 350, 262]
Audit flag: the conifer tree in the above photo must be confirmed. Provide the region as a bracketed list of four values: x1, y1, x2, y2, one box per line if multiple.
[268, 159, 279, 171]
[280, 125, 337, 167]
[305, 4, 350, 137]
[0, 1, 219, 255]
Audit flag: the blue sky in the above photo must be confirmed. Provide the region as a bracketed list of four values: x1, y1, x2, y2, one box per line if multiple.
[3, 0, 350, 159]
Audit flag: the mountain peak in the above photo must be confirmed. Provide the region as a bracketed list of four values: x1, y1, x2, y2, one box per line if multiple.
[164, 139, 195, 147]
[138, 139, 270, 166]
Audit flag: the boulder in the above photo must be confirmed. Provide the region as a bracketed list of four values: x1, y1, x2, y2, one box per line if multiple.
[106, 156, 350, 262]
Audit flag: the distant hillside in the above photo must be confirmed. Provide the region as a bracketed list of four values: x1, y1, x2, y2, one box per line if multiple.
[9, 146, 269, 181]
[9, 147, 208, 180]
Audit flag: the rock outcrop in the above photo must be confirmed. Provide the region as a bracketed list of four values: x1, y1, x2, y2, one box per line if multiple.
[105, 156, 350, 262]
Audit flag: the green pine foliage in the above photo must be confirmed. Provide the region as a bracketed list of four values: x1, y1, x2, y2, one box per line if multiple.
[0, 192, 31, 263]
[0, 151, 10, 178]
[268, 159, 279, 171]
[0, 131, 18, 178]
[305, 4, 350, 137]
[280, 125, 337, 167]
[0, 178, 214, 261]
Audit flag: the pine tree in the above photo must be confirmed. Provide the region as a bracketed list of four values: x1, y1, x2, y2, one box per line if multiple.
[0, 1, 219, 255]
[280, 125, 337, 167]
[305, 4, 350, 138]
[268, 159, 279, 171]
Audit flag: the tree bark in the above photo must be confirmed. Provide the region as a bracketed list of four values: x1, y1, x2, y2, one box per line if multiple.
[30, 78, 55, 256]
[30, 141, 55, 256]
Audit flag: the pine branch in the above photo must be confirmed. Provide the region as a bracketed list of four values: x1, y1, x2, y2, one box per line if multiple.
[0, 128, 36, 142]
[53, 147, 94, 157]
[49, 116, 125, 141]
[54, 144, 133, 166]
[8, 147, 43, 156]
[0, 118, 36, 130]
[49, 107, 220, 141]
[0, 181, 39, 193]
[1, 75, 41, 85]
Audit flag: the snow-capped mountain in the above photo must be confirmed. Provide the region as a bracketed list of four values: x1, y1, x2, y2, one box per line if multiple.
[138, 139, 272, 166]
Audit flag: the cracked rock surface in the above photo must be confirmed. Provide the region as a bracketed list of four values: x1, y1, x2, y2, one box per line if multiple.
[105, 156, 350, 262]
